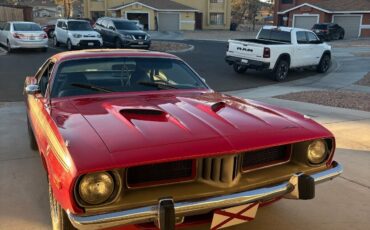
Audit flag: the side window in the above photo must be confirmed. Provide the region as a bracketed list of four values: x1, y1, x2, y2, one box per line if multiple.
[108, 21, 115, 30]
[296, 31, 307, 44]
[35, 61, 55, 97]
[63, 22, 68, 29]
[57, 21, 62, 28]
[102, 20, 109, 28]
[307, 32, 319, 42]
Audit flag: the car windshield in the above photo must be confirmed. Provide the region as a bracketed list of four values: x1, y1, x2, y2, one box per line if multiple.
[13, 23, 42, 31]
[52, 58, 208, 98]
[113, 21, 138, 30]
[313, 24, 328, 29]
[258, 29, 291, 43]
[68, 21, 93, 31]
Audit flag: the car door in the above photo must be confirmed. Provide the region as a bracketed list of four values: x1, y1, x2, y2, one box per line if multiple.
[26, 60, 55, 152]
[293, 31, 310, 67]
[306, 32, 323, 65]
[106, 20, 116, 44]
[0, 23, 11, 45]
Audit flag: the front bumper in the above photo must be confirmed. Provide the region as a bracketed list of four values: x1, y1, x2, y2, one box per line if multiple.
[225, 56, 270, 69]
[71, 38, 103, 48]
[68, 161, 342, 230]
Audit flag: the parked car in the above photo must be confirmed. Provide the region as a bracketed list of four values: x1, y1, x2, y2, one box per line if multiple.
[24, 49, 342, 230]
[42, 23, 55, 38]
[129, 19, 144, 30]
[312, 23, 345, 41]
[0, 21, 48, 53]
[94, 17, 151, 49]
[53, 19, 103, 50]
[225, 26, 332, 81]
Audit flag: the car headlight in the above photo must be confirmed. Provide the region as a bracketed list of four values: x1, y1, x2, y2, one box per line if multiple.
[72, 34, 82, 38]
[307, 140, 328, 164]
[78, 172, 114, 205]
[120, 34, 132, 39]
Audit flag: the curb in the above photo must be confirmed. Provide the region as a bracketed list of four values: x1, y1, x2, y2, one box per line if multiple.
[167, 44, 194, 53]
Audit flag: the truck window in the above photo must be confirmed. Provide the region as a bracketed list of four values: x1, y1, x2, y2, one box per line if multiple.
[258, 29, 291, 43]
[296, 31, 308, 44]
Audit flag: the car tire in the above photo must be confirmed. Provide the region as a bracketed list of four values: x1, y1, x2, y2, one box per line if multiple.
[27, 117, 38, 151]
[53, 36, 60, 47]
[273, 59, 289, 81]
[317, 54, 331, 73]
[49, 182, 77, 230]
[339, 32, 344, 40]
[67, 39, 74, 51]
[115, 38, 122, 48]
[7, 41, 13, 53]
[233, 64, 248, 74]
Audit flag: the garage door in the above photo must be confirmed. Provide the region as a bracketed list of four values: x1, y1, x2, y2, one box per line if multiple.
[293, 15, 318, 29]
[333, 15, 361, 38]
[158, 13, 179, 31]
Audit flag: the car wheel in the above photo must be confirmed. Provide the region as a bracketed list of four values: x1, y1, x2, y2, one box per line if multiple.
[317, 54, 331, 73]
[67, 39, 73, 51]
[339, 32, 344, 40]
[115, 39, 122, 48]
[233, 64, 248, 74]
[7, 41, 13, 53]
[49, 182, 77, 230]
[273, 59, 289, 81]
[53, 36, 60, 47]
[27, 117, 38, 151]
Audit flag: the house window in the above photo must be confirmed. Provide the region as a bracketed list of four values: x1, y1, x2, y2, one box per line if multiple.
[210, 13, 224, 25]
[210, 0, 224, 3]
[281, 0, 293, 4]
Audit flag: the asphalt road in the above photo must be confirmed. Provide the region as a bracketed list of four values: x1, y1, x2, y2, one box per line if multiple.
[0, 39, 320, 102]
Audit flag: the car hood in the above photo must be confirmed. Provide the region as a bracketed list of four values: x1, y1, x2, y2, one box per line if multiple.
[52, 91, 333, 172]
[118, 30, 147, 36]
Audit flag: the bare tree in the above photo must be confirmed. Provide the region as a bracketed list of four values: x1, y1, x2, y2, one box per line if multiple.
[232, 0, 262, 31]
[55, 0, 74, 18]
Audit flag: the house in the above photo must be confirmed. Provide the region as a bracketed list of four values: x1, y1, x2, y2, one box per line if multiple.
[83, 0, 232, 31]
[18, 0, 63, 18]
[274, 0, 370, 38]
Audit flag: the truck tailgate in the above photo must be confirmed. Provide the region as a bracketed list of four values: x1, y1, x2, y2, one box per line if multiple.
[228, 40, 264, 60]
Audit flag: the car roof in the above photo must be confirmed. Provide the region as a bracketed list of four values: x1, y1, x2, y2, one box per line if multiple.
[52, 49, 180, 62]
[57, 19, 88, 22]
[10, 21, 38, 24]
[262, 25, 311, 32]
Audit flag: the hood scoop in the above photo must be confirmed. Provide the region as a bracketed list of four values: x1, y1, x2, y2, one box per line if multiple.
[120, 109, 168, 122]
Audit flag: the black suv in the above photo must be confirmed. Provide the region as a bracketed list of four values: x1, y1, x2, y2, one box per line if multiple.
[94, 17, 151, 49]
[312, 23, 345, 41]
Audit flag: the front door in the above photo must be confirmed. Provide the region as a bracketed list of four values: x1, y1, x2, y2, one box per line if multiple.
[195, 12, 203, 30]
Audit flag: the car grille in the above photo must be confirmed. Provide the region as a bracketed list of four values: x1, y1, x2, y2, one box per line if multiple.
[241, 145, 291, 171]
[126, 160, 195, 188]
[78, 40, 100, 46]
[133, 35, 146, 40]
[200, 155, 239, 184]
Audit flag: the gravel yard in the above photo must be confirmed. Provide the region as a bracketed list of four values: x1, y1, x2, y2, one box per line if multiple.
[275, 90, 370, 112]
[356, 72, 370, 86]
[150, 41, 192, 52]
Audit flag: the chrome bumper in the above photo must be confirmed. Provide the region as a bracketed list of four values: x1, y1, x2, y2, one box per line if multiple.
[68, 161, 342, 230]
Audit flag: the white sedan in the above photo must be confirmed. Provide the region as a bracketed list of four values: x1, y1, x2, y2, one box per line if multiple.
[0, 21, 48, 53]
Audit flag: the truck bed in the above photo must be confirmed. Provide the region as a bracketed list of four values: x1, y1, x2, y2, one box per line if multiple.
[232, 39, 288, 45]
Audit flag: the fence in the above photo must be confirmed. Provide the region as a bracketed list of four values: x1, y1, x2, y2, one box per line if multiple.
[0, 4, 33, 22]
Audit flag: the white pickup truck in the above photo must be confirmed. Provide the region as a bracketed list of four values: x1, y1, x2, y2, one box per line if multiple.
[225, 26, 332, 81]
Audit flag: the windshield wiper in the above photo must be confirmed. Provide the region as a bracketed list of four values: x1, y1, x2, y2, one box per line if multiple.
[138, 81, 178, 89]
[70, 83, 114, 93]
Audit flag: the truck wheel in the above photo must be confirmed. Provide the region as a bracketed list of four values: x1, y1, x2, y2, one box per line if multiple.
[27, 117, 38, 151]
[273, 60, 289, 81]
[233, 64, 248, 74]
[53, 36, 60, 47]
[317, 54, 331, 73]
[49, 182, 77, 230]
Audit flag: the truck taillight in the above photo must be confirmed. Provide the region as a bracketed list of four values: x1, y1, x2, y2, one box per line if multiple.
[263, 47, 270, 58]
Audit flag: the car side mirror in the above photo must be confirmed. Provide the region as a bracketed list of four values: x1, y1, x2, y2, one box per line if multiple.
[62, 26, 68, 30]
[109, 26, 115, 31]
[25, 84, 40, 95]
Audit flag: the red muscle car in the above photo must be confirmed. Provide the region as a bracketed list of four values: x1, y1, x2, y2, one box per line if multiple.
[24, 49, 342, 230]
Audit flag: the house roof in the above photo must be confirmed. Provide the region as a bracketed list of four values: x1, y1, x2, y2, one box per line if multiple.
[18, 0, 57, 7]
[109, 0, 199, 12]
[278, 0, 370, 14]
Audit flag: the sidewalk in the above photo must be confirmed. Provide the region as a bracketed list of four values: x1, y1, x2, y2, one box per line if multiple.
[148, 30, 258, 41]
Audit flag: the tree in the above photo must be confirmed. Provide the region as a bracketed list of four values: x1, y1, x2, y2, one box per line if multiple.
[55, 0, 75, 18]
[232, 0, 263, 31]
